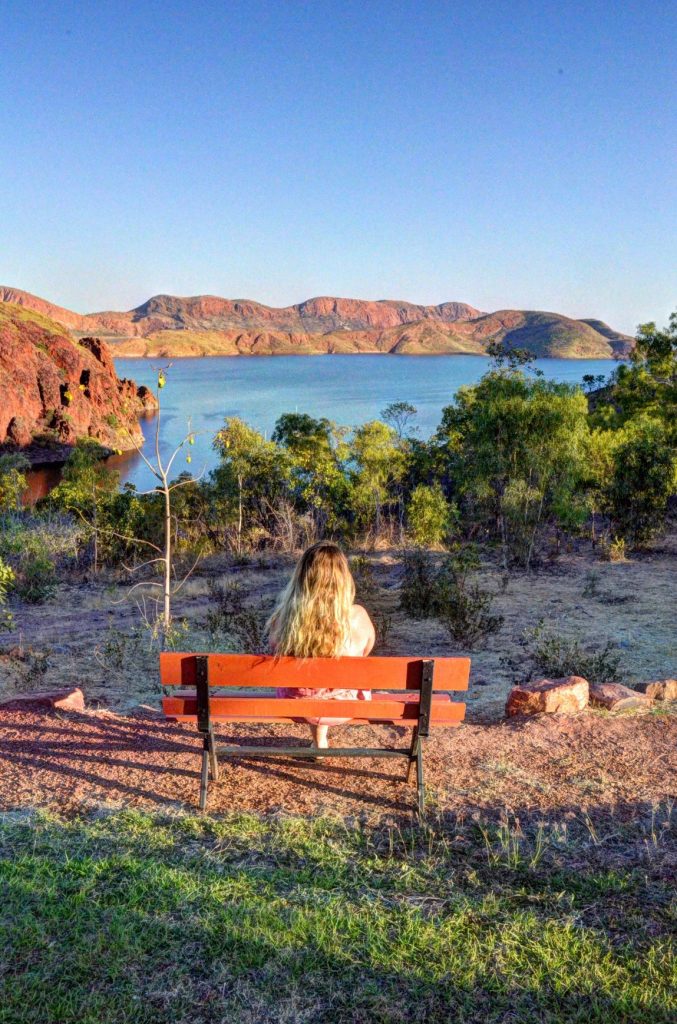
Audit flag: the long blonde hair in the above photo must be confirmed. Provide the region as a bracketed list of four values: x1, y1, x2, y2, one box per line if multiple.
[267, 542, 355, 658]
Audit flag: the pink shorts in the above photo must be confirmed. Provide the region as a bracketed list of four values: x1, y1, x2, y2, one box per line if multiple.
[276, 687, 372, 725]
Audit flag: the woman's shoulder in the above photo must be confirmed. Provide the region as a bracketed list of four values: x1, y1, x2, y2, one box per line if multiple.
[350, 603, 373, 626]
[350, 604, 376, 651]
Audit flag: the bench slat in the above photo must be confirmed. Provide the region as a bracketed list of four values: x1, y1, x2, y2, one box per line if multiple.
[162, 694, 466, 725]
[160, 653, 470, 692]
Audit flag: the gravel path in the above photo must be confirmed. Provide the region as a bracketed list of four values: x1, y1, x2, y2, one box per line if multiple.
[0, 706, 674, 822]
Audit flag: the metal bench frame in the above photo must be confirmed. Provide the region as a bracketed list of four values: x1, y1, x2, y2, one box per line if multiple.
[193, 655, 435, 815]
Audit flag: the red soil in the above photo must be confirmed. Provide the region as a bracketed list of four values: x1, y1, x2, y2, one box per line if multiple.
[0, 706, 674, 822]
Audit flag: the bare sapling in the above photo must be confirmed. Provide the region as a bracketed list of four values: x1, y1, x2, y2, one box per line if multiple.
[120, 365, 203, 647]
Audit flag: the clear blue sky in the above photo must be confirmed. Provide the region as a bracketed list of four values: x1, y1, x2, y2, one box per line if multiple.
[1, 0, 675, 332]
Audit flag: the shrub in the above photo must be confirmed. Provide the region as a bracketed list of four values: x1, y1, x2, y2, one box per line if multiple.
[398, 549, 440, 619]
[435, 547, 503, 648]
[0, 557, 15, 631]
[399, 546, 503, 648]
[0, 453, 30, 512]
[606, 415, 676, 546]
[14, 542, 57, 604]
[204, 580, 267, 653]
[350, 555, 379, 605]
[599, 535, 627, 563]
[503, 620, 622, 687]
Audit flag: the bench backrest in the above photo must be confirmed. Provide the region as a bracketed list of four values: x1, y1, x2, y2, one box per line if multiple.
[160, 653, 470, 734]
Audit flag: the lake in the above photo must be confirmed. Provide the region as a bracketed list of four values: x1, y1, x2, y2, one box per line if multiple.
[28, 354, 615, 496]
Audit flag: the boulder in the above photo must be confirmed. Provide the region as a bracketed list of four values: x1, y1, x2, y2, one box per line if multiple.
[634, 679, 677, 702]
[589, 682, 652, 712]
[0, 687, 85, 713]
[505, 675, 589, 717]
[5, 416, 32, 447]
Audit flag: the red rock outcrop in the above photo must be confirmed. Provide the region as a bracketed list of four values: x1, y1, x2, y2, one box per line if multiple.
[0, 303, 156, 452]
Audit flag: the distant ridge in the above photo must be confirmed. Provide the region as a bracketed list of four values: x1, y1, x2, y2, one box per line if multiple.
[0, 286, 634, 359]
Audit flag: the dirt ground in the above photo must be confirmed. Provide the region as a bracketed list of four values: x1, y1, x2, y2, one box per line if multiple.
[0, 705, 674, 824]
[1, 533, 675, 719]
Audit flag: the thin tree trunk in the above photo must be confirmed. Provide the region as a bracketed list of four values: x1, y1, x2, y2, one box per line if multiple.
[163, 474, 171, 640]
[237, 475, 243, 554]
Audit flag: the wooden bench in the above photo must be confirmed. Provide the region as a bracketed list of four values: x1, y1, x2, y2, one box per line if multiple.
[160, 653, 470, 815]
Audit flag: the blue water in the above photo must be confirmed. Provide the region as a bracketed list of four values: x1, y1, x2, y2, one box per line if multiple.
[111, 355, 614, 490]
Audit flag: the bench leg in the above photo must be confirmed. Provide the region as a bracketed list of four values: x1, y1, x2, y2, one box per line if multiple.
[208, 728, 219, 783]
[199, 737, 210, 811]
[416, 738, 425, 818]
[406, 728, 419, 784]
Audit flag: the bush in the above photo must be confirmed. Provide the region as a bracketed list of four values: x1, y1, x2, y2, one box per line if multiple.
[503, 620, 622, 686]
[398, 549, 440, 619]
[0, 557, 15, 631]
[435, 547, 503, 648]
[0, 453, 29, 512]
[14, 542, 57, 604]
[399, 546, 503, 648]
[204, 580, 268, 653]
[607, 415, 676, 545]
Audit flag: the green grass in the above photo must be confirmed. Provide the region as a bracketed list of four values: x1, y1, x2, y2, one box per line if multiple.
[0, 808, 674, 1023]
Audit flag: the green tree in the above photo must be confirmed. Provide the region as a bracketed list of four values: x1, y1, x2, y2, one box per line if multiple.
[213, 418, 288, 552]
[437, 368, 590, 567]
[350, 421, 406, 538]
[272, 413, 349, 531]
[381, 401, 418, 438]
[406, 482, 455, 547]
[46, 439, 119, 571]
[606, 415, 676, 545]
[593, 311, 677, 438]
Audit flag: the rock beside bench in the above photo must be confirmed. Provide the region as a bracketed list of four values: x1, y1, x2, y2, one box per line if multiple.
[589, 683, 652, 712]
[506, 676, 589, 716]
[634, 679, 677, 701]
[0, 688, 85, 713]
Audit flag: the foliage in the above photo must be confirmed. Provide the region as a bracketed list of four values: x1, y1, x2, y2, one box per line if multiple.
[435, 546, 504, 648]
[606, 415, 676, 545]
[398, 548, 441, 619]
[503, 620, 622, 687]
[203, 579, 268, 653]
[596, 311, 677, 438]
[349, 420, 406, 536]
[381, 400, 418, 437]
[0, 557, 15, 631]
[435, 369, 590, 567]
[406, 482, 455, 547]
[13, 537, 57, 603]
[272, 413, 350, 532]
[0, 452, 30, 512]
[45, 439, 120, 570]
[212, 417, 289, 552]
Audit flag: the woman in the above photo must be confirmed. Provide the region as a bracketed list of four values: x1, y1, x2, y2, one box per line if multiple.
[267, 541, 375, 749]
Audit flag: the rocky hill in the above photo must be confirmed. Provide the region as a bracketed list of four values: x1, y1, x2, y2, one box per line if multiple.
[0, 303, 156, 454]
[0, 286, 634, 358]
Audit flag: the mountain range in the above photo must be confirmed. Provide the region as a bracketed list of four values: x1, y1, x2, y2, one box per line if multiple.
[0, 287, 634, 359]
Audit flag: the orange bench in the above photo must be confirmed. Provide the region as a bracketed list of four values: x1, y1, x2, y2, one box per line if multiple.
[160, 653, 470, 814]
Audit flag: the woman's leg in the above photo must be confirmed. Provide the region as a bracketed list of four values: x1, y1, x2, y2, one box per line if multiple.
[310, 723, 330, 748]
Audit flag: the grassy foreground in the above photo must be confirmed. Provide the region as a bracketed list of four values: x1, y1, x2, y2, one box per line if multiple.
[0, 808, 674, 1024]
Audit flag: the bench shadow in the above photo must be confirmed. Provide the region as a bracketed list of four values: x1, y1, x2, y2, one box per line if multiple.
[0, 710, 416, 814]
